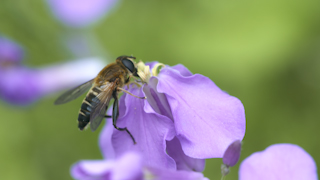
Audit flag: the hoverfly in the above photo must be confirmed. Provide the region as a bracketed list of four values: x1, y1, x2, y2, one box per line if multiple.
[54, 55, 145, 144]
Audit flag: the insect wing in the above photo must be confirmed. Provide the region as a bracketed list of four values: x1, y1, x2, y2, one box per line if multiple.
[54, 79, 94, 105]
[89, 82, 116, 131]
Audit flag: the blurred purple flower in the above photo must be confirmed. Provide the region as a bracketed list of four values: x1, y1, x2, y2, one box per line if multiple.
[0, 36, 24, 66]
[0, 57, 105, 105]
[239, 144, 318, 180]
[0, 36, 106, 105]
[71, 151, 208, 180]
[47, 0, 118, 27]
[99, 61, 246, 171]
[72, 152, 143, 180]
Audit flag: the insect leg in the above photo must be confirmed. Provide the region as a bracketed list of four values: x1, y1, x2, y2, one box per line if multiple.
[112, 91, 137, 144]
[117, 87, 146, 99]
[129, 75, 141, 81]
[125, 77, 130, 84]
[125, 75, 143, 88]
[125, 77, 131, 89]
[104, 115, 111, 118]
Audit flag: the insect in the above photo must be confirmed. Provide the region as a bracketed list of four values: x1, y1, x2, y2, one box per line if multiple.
[54, 55, 145, 144]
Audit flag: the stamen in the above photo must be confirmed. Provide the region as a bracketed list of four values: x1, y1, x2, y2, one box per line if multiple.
[137, 61, 151, 83]
[151, 63, 165, 76]
[143, 169, 154, 180]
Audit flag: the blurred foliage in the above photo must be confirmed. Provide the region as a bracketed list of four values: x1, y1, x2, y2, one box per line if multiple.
[1, 0, 320, 179]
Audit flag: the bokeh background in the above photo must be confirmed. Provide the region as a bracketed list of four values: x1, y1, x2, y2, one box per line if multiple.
[1, 0, 319, 179]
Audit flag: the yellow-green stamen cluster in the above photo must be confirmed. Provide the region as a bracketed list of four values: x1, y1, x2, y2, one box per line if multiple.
[136, 61, 165, 83]
[143, 169, 155, 180]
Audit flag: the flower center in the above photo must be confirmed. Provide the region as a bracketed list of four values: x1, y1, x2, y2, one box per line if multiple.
[143, 168, 155, 180]
[136, 61, 165, 83]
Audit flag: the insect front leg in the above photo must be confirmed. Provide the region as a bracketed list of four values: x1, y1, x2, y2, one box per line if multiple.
[125, 75, 143, 89]
[117, 87, 146, 99]
[125, 76, 130, 84]
[112, 91, 137, 144]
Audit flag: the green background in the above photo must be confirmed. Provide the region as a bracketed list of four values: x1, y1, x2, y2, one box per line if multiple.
[1, 0, 319, 179]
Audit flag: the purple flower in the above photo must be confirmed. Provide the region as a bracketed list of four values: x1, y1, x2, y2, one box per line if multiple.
[47, 0, 118, 27]
[221, 140, 242, 177]
[72, 152, 143, 180]
[0, 57, 105, 105]
[223, 140, 242, 167]
[0, 36, 24, 66]
[239, 144, 318, 180]
[99, 61, 246, 171]
[0, 37, 107, 105]
[71, 151, 208, 180]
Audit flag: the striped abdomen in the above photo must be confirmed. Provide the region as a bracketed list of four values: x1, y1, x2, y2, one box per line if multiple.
[78, 87, 102, 130]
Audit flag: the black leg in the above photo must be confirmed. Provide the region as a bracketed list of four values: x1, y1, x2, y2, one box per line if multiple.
[104, 115, 112, 118]
[125, 77, 130, 84]
[112, 91, 136, 144]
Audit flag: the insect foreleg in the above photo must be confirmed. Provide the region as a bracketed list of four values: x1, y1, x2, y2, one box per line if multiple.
[125, 77, 131, 84]
[117, 87, 146, 99]
[125, 76, 142, 89]
[112, 91, 137, 144]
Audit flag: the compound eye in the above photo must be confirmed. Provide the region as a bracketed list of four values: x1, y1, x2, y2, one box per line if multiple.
[122, 59, 135, 73]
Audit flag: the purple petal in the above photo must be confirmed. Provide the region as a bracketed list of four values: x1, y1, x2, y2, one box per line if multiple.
[147, 166, 209, 180]
[0, 36, 24, 65]
[71, 152, 143, 180]
[156, 66, 246, 159]
[223, 140, 242, 167]
[143, 77, 173, 120]
[239, 144, 318, 180]
[71, 160, 112, 180]
[111, 152, 143, 180]
[110, 86, 177, 169]
[99, 114, 115, 159]
[167, 137, 205, 172]
[47, 0, 117, 27]
[171, 64, 193, 77]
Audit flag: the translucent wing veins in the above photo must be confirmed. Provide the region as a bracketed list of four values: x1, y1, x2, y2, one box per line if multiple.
[54, 79, 94, 105]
